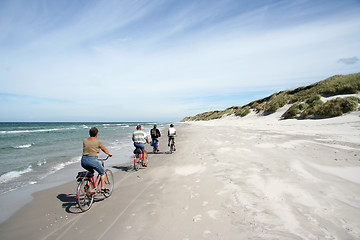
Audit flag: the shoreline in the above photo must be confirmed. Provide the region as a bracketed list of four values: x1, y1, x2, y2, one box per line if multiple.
[1, 114, 360, 239]
[0, 123, 170, 224]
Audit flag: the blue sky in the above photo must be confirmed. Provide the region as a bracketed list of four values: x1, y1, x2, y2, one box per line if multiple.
[0, 0, 359, 122]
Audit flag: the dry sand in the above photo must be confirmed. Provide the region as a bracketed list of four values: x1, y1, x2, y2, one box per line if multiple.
[1, 109, 360, 240]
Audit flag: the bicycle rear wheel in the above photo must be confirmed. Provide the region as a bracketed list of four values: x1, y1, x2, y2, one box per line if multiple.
[77, 179, 94, 212]
[134, 155, 141, 171]
[103, 169, 114, 198]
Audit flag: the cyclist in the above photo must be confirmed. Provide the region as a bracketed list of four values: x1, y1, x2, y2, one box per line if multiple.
[168, 124, 176, 151]
[132, 125, 150, 166]
[150, 124, 161, 152]
[81, 127, 112, 193]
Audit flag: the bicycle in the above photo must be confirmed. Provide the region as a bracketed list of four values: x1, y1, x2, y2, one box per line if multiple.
[169, 137, 175, 154]
[76, 155, 114, 212]
[133, 147, 148, 171]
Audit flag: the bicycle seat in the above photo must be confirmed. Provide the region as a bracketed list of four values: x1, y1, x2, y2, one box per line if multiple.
[133, 147, 143, 155]
[76, 171, 94, 181]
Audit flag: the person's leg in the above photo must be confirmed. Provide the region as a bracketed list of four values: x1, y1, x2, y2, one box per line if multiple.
[93, 160, 106, 190]
[100, 174, 105, 189]
[156, 139, 159, 151]
[135, 142, 146, 166]
[141, 143, 146, 166]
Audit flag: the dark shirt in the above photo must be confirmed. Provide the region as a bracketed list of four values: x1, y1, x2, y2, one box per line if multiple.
[150, 128, 161, 140]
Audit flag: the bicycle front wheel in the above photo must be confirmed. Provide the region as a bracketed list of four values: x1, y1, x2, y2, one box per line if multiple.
[77, 179, 94, 212]
[103, 169, 114, 198]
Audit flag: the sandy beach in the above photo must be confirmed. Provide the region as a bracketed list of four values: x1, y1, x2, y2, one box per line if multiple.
[1, 109, 360, 240]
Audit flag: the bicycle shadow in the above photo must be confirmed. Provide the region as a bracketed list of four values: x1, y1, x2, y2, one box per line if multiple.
[57, 193, 108, 214]
[147, 151, 169, 155]
[57, 193, 82, 214]
[112, 165, 133, 172]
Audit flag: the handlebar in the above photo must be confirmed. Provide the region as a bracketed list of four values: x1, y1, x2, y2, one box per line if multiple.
[98, 155, 111, 162]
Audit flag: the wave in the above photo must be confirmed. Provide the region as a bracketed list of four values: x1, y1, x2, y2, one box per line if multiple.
[14, 144, 32, 149]
[0, 165, 33, 184]
[40, 156, 81, 180]
[36, 160, 47, 166]
[0, 127, 77, 135]
[102, 123, 130, 128]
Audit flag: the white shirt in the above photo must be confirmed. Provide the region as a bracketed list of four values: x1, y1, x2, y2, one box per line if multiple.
[168, 127, 176, 136]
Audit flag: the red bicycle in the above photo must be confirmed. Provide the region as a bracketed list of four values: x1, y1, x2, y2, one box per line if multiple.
[133, 147, 148, 171]
[76, 156, 114, 212]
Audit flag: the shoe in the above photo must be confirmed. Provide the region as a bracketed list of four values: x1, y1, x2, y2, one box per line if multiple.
[101, 188, 110, 194]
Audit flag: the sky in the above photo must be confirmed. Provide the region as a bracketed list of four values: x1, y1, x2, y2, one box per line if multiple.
[0, 0, 359, 122]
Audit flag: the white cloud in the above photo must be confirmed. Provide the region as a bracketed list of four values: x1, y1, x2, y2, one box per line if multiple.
[338, 57, 359, 65]
[1, 0, 360, 121]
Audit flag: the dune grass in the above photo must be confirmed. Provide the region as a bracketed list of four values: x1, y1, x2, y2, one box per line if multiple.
[181, 72, 360, 121]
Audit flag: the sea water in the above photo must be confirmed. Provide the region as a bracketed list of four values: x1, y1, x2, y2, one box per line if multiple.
[0, 122, 169, 195]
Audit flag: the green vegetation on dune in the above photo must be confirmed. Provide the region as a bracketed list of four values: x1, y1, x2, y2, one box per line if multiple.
[181, 72, 360, 121]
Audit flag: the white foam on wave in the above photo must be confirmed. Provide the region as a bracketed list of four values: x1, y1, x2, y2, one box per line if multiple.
[0, 165, 33, 184]
[0, 128, 59, 134]
[36, 160, 47, 166]
[14, 144, 32, 149]
[1, 126, 77, 135]
[54, 156, 81, 171]
[40, 156, 81, 180]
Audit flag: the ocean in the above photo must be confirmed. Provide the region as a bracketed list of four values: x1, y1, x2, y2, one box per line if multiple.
[0, 122, 169, 196]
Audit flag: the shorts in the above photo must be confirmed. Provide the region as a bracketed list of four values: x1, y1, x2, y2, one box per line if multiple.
[134, 142, 145, 150]
[81, 155, 105, 176]
[168, 136, 175, 144]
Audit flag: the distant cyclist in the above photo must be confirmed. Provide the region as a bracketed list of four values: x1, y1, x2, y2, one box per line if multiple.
[81, 127, 112, 193]
[168, 124, 176, 151]
[132, 125, 150, 166]
[150, 124, 161, 152]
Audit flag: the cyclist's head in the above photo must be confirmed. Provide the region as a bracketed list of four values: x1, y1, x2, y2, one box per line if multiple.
[170, 124, 174, 127]
[154, 124, 157, 128]
[137, 125, 141, 130]
[89, 127, 98, 137]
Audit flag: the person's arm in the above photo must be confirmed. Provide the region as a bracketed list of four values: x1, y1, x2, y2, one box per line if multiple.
[101, 145, 113, 157]
[145, 135, 150, 144]
[157, 129, 161, 137]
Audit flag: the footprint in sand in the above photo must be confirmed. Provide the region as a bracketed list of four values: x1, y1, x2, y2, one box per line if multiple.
[203, 230, 212, 237]
[193, 214, 202, 222]
[207, 210, 219, 220]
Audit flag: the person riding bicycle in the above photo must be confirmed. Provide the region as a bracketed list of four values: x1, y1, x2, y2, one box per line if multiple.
[150, 124, 161, 152]
[81, 127, 112, 193]
[168, 124, 176, 151]
[132, 125, 150, 166]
